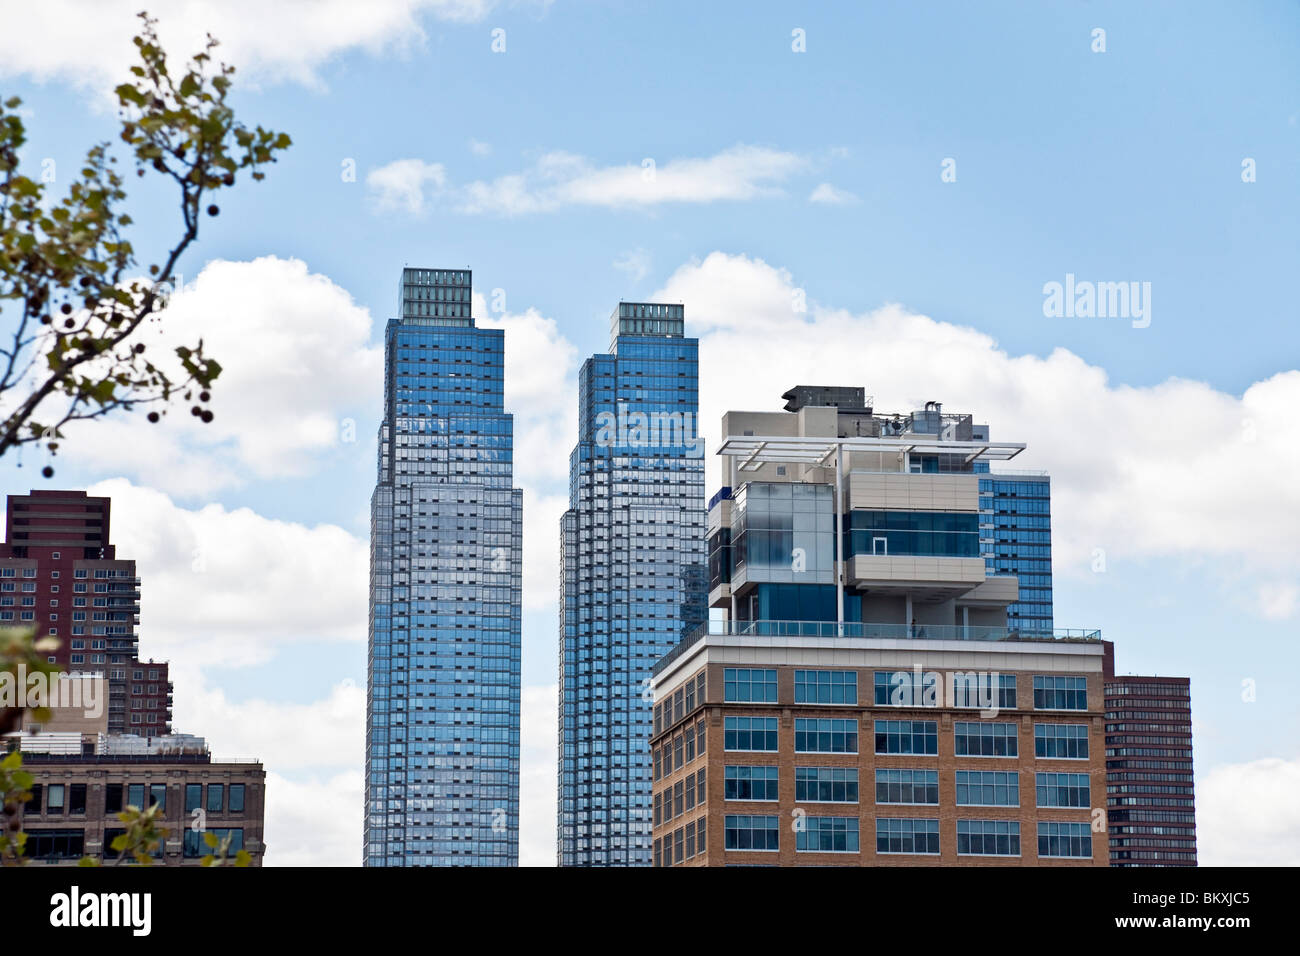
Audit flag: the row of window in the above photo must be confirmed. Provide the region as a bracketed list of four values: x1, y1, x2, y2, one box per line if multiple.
[720, 766, 1091, 808]
[28, 782, 247, 816]
[720, 669, 1089, 711]
[20, 827, 245, 861]
[724, 717, 1093, 758]
[718, 816, 1092, 858]
[652, 716, 706, 780]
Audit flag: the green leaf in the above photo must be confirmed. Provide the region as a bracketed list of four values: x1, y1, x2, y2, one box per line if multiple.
[203, 831, 218, 848]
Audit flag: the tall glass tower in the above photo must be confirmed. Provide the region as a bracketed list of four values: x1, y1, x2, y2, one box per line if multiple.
[366, 267, 522, 867]
[558, 302, 708, 866]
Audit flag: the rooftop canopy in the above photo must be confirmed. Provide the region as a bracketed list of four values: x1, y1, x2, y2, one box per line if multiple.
[717, 434, 1026, 471]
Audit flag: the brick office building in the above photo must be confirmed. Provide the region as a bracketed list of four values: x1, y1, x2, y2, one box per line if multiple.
[0, 490, 171, 735]
[650, 633, 1109, 867]
[16, 749, 266, 865]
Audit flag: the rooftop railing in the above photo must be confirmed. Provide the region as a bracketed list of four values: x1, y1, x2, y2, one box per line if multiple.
[652, 620, 1102, 676]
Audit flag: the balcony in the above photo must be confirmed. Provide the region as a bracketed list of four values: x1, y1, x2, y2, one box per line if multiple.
[652, 619, 1102, 676]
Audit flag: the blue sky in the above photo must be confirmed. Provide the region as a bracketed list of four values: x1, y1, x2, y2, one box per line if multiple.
[1, 0, 1297, 864]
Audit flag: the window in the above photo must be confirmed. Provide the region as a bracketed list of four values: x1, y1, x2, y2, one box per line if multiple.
[184, 828, 244, 858]
[1036, 772, 1090, 808]
[795, 767, 859, 803]
[794, 718, 858, 753]
[185, 783, 203, 813]
[1038, 821, 1092, 858]
[25, 829, 84, 860]
[105, 784, 123, 814]
[1034, 676, 1088, 711]
[874, 719, 938, 755]
[723, 716, 778, 752]
[876, 768, 939, 805]
[874, 670, 930, 707]
[794, 670, 857, 704]
[724, 815, 780, 851]
[127, 783, 145, 808]
[954, 721, 1018, 757]
[877, 818, 940, 855]
[47, 784, 65, 813]
[724, 766, 779, 801]
[797, 817, 859, 853]
[952, 673, 1017, 710]
[150, 784, 166, 810]
[723, 668, 777, 703]
[957, 820, 1021, 857]
[955, 770, 1020, 806]
[1034, 723, 1090, 759]
[69, 784, 86, 815]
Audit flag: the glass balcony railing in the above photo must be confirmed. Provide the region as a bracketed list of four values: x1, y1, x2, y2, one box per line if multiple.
[652, 620, 1102, 675]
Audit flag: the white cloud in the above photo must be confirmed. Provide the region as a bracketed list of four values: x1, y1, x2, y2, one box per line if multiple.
[809, 182, 858, 204]
[1198, 757, 1300, 865]
[476, 302, 579, 611]
[462, 145, 807, 215]
[1256, 583, 1298, 620]
[651, 252, 1300, 618]
[264, 771, 362, 866]
[520, 683, 557, 866]
[59, 256, 381, 496]
[613, 247, 652, 282]
[370, 146, 809, 217]
[178, 674, 364, 771]
[0, 1, 498, 93]
[469, 139, 493, 156]
[87, 479, 368, 668]
[367, 159, 448, 215]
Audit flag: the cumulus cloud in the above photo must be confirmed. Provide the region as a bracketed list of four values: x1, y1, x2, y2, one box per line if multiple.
[1197, 757, 1300, 865]
[808, 182, 858, 204]
[58, 256, 381, 496]
[0, 1, 498, 93]
[367, 159, 448, 215]
[650, 252, 1300, 617]
[88, 479, 368, 668]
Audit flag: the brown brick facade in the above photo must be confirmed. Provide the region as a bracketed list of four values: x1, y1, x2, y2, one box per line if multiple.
[652, 659, 1109, 867]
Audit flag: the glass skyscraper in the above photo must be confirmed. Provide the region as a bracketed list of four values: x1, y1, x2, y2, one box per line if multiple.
[558, 302, 708, 866]
[366, 267, 521, 867]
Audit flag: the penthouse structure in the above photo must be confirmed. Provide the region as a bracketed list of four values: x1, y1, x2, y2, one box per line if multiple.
[650, 387, 1107, 866]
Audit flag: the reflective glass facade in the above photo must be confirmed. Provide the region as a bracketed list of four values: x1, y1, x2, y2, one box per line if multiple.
[979, 476, 1054, 635]
[558, 304, 707, 866]
[366, 268, 522, 867]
